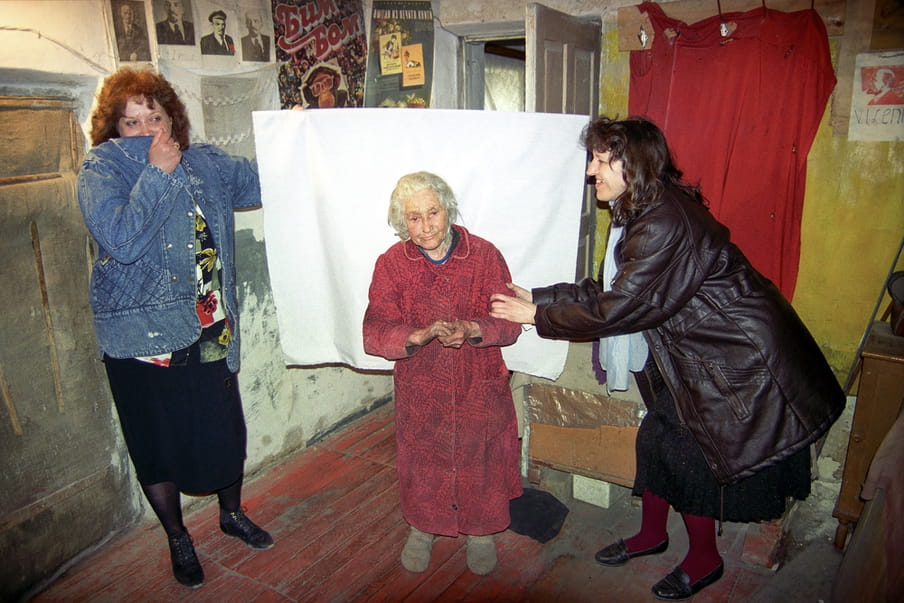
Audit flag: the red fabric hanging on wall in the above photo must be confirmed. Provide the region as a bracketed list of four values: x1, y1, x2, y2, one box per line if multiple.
[629, 2, 835, 299]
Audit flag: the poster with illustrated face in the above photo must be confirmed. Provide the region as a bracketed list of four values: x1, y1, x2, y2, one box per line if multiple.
[271, 0, 367, 109]
[849, 52, 904, 141]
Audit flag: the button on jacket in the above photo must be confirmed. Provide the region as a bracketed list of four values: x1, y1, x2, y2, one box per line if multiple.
[77, 136, 261, 372]
[533, 188, 845, 484]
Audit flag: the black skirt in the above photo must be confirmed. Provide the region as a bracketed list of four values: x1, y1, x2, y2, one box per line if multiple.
[632, 360, 811, 522]
[104, 352, 247, 494]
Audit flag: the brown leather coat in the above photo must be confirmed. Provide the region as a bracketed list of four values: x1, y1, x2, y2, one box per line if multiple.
[533, 189, 845, 484]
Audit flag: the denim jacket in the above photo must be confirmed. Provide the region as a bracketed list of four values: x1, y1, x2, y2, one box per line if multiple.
[77, 136, 261, 372]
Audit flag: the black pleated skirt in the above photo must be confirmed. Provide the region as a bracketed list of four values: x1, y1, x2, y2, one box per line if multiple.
[632, 360, 812, 522]
[104, 353, 247, 494]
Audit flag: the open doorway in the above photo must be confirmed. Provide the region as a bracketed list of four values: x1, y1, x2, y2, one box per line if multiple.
[484, 39, 525, 111]
[461, 37, 525, 111]
[458, 4, 600, 280]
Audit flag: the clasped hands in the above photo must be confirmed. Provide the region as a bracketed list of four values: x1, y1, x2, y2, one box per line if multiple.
[408, 319, 480, 349]
[406, 283, 537, 350]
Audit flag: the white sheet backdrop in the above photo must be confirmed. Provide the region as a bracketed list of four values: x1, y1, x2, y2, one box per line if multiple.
[252, 108, 588, 379]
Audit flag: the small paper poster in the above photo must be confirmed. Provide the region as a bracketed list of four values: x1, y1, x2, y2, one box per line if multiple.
[379, 32, 402, 74]
[364, 0, 433, 108]
[401, 43, 424, 87]
[848, 52, 904, 141]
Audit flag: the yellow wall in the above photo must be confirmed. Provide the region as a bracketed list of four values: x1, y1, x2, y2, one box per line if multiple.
[797, 42, 904, 377]
[596, 27, 904, 381]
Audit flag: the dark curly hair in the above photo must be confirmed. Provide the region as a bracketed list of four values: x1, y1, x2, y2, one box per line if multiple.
[89, 67, 190, 148]
[581, 116, 703, 226]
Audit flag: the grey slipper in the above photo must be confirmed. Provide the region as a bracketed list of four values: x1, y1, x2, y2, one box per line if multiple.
[466, 534, 497, 575]
[401, 526, 434, 573]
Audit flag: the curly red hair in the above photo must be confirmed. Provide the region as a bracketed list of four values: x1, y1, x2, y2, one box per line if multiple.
[90, 67, 191, 148]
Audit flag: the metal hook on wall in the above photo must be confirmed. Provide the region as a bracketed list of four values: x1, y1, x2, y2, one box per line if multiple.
[715, 0, 743, 42]
[716, 0, 731, 37]
[638, 24, 649, 49]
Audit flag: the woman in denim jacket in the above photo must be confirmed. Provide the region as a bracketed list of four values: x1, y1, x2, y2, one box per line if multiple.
[77, 67, 270, 589]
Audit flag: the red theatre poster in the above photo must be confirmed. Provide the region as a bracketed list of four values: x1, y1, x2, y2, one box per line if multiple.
[272, 0, 367, 109]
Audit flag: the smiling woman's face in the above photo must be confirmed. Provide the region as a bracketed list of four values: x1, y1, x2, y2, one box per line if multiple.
[586, 150, 627, 203]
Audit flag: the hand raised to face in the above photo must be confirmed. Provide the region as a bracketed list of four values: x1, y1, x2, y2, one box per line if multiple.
[148, 129, 182, 174]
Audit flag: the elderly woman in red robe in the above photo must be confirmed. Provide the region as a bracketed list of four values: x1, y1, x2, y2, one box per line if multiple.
[363, 171, 523, 576]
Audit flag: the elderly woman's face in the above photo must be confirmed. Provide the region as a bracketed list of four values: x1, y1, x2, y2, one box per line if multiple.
[586, 150, 627, 202]
[404, 188, 448, 257]
[117, 96, 172, 139]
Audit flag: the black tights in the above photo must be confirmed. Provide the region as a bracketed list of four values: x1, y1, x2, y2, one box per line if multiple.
[142, 475, 244, 537]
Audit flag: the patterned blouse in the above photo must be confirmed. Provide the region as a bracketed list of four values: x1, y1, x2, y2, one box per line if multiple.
[137, 204, 230, 366]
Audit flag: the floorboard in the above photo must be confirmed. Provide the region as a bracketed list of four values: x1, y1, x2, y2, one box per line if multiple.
[32, 401, 840, 602]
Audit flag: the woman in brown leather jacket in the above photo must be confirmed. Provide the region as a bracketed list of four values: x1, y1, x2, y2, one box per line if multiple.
[490, 116, 845, 600]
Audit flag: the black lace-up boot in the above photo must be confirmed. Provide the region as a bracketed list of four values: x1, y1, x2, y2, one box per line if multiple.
[219, 508, 274, 550]
[167, 531, 204, 588]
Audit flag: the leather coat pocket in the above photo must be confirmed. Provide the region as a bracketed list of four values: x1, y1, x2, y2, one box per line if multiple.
[672, 354, 770, 423]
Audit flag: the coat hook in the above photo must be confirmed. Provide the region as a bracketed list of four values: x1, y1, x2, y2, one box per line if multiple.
[638, 24, 649, 49]
[717, 0, 730, 37]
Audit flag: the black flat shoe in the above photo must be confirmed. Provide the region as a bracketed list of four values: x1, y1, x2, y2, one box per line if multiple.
[220, 508, 274, 550]
[168, 531, 204, 589]
[652, 562, 724, 600]
[595, 537, 669, 566]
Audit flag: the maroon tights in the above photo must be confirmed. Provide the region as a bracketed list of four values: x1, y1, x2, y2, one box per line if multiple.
[624, 490, 722, 582]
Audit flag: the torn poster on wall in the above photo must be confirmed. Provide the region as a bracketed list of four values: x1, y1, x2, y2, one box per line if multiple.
[849, 52, 904, 142]
[364, 0, 433, 108]
[272, 0, 367, 108]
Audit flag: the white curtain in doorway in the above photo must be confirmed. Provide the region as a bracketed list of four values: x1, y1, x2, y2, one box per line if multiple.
[484, 53, 525, 112]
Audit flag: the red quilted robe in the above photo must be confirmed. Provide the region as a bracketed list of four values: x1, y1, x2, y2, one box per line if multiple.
[363, 225, 523, 536]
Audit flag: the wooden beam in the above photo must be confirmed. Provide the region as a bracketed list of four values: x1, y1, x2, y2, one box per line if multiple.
[618, 0, 846, 51]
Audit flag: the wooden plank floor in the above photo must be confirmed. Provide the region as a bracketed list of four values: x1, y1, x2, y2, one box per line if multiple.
[32, 402, 836, 602]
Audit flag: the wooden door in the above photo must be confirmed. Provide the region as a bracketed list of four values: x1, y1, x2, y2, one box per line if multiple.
[0, 97, 136, 600]
[526, 2, 601, 279]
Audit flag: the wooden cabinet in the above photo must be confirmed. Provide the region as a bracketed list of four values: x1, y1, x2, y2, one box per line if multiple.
[833, 321, 904, 549]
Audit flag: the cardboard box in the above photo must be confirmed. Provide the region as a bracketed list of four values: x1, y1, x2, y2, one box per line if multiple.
[526, 383, 644, 488]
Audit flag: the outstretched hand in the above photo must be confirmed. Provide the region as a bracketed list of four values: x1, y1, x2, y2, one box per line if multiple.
[490, 283, 537, 325]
